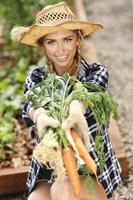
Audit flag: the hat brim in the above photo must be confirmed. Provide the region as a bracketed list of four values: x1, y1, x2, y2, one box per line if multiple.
[20, 20, 103, 47]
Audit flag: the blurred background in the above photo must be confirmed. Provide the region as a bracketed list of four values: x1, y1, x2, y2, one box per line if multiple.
[0, 0, 133, 199]
[84, 0, 133, 199]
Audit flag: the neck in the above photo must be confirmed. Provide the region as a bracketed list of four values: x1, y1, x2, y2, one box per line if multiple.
[47, 56, 80, 77]
[53, 60, 75, 76]
[54, 65, 73, 76]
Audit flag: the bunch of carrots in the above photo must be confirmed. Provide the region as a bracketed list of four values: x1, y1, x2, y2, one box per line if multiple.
[26, 74, 118, 197]
[63, 128, 98, 197]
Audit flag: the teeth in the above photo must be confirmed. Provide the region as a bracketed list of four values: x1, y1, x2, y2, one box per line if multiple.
[57, 56, 67, 59]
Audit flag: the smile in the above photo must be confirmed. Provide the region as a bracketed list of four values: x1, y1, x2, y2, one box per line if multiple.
[56, 56, 67, 59]
[56, 55, 68, 62]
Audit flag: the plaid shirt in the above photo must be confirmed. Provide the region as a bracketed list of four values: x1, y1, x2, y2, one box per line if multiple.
[22, 59, 121, 199]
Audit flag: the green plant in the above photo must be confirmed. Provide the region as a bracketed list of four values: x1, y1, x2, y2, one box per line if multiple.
[0, 114, 15, 160]
[0, 0, 74, 62]
[0, 0, 74, 162]
[0, 57, 28, 160]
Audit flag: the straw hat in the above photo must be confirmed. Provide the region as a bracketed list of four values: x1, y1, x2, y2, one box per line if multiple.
[11, 2, 103, 47]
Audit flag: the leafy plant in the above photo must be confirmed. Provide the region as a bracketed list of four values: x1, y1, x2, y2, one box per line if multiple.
[0, 0, 74, 162]
[0, 114, 15, 160]
[0, 57, 28, 161]
[0, 0, 74, 61]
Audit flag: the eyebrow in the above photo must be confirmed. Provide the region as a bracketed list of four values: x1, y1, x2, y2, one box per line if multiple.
[44, 35, 74, 41]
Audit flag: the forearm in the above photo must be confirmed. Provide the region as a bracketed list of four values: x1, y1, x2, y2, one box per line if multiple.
[28, 107, 35, 121]
[70, 100, 87, 114]
[22, 102, 34, 127]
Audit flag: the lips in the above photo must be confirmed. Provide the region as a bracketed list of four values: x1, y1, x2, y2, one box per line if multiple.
[56, 55, 67, 61]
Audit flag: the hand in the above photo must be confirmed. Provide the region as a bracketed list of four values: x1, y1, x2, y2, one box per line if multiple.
[30, 107, 60, 138]
[62, 100, 90, 149]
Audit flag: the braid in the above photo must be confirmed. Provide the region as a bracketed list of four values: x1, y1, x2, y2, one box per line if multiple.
[45, 56, 54, 74]
[70, 47, 81, 77]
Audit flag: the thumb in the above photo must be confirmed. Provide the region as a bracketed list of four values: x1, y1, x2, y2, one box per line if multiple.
[36, 120, 45, 138]
[76, 116, 91, 150]
[62, 116, 76, 130]
[46, 117, 60, 128]
[36, 114, 59, 138]
[61, 120, 69, 131]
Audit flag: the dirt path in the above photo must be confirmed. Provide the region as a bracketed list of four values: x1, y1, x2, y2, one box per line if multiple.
[84, 0, 133, 199]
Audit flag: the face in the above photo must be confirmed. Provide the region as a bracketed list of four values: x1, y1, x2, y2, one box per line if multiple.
[43, 30, 78, 71]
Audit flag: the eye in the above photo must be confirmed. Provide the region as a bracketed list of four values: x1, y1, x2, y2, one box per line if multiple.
[47, 40, 56, 45]
[64, 38, 73, 43]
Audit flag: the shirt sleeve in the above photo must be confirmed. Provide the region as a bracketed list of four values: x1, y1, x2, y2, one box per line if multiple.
[85, 62, 109, 91]
[22, 67, 47, 138]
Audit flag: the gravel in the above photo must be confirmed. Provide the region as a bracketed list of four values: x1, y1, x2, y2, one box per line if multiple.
[84, 0, 133, 199]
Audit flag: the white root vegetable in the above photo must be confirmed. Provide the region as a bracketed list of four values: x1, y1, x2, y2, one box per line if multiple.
[33, 129, 67, 181]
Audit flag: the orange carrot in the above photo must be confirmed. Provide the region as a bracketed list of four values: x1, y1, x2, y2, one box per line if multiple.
[71, 129, 97, 177]
[62, 147, 81, 197]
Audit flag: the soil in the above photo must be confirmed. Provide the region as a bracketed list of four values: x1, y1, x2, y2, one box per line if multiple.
[0, 119, 34, 169]
[84, 0, 133, 199]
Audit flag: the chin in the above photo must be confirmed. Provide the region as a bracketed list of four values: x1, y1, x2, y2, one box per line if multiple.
[56, 61, 69, 68]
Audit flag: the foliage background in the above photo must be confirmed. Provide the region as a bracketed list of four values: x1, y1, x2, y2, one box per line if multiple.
[0, 0, 73, 161]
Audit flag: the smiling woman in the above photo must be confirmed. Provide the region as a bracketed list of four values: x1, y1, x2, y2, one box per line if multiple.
[11, 1, 121, 200]
[43, 30, 79, 75]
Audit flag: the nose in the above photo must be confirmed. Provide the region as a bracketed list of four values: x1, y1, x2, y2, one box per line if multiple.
[57, 42, 65, 54]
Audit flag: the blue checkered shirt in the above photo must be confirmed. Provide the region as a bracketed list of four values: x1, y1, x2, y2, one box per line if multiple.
[22, 59, 121, 199]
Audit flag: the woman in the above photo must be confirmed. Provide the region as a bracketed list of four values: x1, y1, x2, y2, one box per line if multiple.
[11, 2, 121, 200]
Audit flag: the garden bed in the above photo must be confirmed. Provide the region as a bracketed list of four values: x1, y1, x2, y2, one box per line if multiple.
[0, 119, 34, 170]
[0, 119, 34, 196]
[0, 166, 28, 196]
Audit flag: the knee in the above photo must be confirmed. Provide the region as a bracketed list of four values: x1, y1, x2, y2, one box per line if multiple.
[50, 179, 72, 200]
[27, 182, 51, 200]
[27, 192, 35, 200]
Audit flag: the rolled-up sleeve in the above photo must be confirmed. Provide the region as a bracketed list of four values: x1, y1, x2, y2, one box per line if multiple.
[22, 67, 47, 138]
